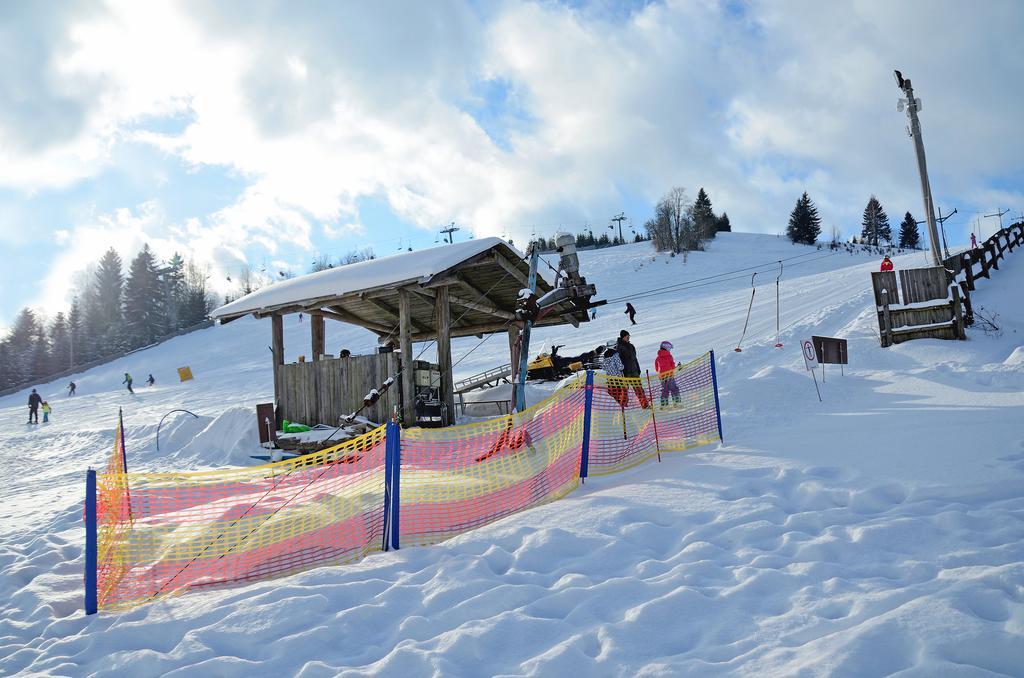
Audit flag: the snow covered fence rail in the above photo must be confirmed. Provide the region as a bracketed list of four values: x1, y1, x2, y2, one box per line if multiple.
[84, 352, 722, 613]
[944, 221, 1024, 297]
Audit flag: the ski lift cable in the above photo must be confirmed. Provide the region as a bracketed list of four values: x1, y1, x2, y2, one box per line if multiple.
[603, 250, 832, 304]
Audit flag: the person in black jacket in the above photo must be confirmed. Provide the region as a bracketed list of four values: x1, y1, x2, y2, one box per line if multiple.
[624, 302, 637, 325]
[615, 330, 649, 408]
[27, 389, 42, 424]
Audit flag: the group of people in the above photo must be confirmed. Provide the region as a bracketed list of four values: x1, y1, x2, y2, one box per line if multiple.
[121, 372, 156, 394]
[26, 389, 51, 424]
[27, 372, 157, 423]
[600, 329, 682, 409]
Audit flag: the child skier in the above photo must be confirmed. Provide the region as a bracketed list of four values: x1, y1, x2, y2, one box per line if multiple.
[41, 401, 52, 423]
[146, 374, 155, 387]
[654, 341, 681, 407]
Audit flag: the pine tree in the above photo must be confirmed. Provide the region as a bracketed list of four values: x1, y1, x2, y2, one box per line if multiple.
[0, 341, 13, 390]
[68, 297, 84, 368]
[898, 212, 920, 249]
[716, 212, 731, 232]
[693, 188, 716, 240]
[49, 312, 72, 371]
[123, 244, 164, 348]
[860, 196, 892, 246]
[164, 252, 186, 331]
[85, 248, 126, 358]
[180, 261, 213, 326]
[6, 308, 44, 383]
[786, 192, 822, 245]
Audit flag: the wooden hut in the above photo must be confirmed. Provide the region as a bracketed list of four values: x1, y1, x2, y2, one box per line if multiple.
[211, 237, 593, 427]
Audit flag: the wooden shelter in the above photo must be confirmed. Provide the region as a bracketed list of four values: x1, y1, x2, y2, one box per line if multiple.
[211, 237, 593, 427]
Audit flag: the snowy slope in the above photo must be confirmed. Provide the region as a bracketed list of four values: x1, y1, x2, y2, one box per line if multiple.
[2, 233, 1023, 676]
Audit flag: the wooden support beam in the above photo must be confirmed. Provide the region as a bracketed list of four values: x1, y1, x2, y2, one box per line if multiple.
[435, 286, 456, 424]
[448, 294, 516, 320]
[492, 251, 531, 287]
[398, 288, 416, 427]
[271, 313, 284, 423]
[456, 273, 505, 308]
[360, 294, 428, 334]
[311, 314, 325, 360]
[311, 306, 394, 336]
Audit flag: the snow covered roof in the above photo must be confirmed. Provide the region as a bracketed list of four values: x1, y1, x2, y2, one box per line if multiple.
[210, 237, 588, 338]
[213, 238, 527, 320]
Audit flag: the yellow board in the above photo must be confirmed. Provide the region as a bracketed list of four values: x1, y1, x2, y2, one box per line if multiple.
[177, 366, 193, 382]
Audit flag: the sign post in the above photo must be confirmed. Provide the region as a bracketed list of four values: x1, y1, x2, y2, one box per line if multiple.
[801, 338, 822, 402]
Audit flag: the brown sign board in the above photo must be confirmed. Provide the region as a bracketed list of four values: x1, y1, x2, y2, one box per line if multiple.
[256, 402, 277, 444]
[811, 336, 848, 365]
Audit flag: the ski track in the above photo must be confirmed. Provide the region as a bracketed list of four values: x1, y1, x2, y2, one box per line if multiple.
[1, 234, 1023, 676]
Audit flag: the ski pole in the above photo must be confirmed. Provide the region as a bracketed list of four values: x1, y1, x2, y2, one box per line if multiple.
[734, 272, 757, 352]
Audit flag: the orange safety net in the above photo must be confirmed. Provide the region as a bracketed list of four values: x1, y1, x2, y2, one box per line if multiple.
[587, 351, 720, 475]
[95, 428, 387, 610]
[398, 383, 588, 548]
[91, 351, 720, 611]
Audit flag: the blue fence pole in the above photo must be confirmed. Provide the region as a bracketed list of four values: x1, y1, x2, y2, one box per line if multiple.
[85, 469, 98, 615]
[579, 370, 594, 482]
[709, 350, 724, 444]
[381, 426, 393, 552]
[388, 421, 401, 550]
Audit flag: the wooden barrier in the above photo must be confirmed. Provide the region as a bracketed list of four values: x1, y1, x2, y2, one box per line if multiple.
[276, 352, 400, 426]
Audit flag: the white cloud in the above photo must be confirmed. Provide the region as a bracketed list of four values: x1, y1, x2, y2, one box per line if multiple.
[1, 0, 1022, 318]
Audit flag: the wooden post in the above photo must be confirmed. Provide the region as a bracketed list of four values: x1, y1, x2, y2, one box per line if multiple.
[963, 254, 975, 291]
[398, 288, 416, 427]
[950, 286, 965, 340]
[959, 281, 974, 325]
[881, 289, 894, 347]
[271, 313, 284, 425]
[435, 286, 456, 425]
[988, 242, 999, 271]
[311, 314, 325, 361]
[507, 326, 519, 403]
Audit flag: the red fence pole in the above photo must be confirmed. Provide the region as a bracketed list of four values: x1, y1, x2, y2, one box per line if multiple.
[645, 370, 661, 462]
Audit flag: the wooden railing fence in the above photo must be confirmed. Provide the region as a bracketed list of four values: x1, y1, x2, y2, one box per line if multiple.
[872, 222, 1023, 347]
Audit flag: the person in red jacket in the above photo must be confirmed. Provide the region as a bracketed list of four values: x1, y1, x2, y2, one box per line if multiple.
[654, 341, 681, 407]
[880, 255, 894, 272]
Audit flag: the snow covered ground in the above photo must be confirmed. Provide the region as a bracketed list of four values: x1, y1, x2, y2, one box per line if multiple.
[2, 233, 1023, 676]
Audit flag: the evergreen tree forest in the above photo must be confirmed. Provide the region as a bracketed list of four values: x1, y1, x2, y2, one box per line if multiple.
[0, 245, 215, 390]
[786, 192, 822, 245]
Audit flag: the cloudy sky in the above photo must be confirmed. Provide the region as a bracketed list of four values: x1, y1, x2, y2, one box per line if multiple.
[1, 0, 1022, 329]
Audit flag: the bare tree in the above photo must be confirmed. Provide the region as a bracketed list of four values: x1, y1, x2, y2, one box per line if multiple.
[645, 187, 700, 255]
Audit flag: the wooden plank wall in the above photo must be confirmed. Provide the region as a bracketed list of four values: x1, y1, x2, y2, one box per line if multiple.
[898, 267, 950, 304]
[276, 353, 400, 426]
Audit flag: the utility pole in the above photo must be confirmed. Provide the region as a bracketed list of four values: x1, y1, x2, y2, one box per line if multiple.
[611, 212, 626, 244]
[439, 222, 460, 244]
[984, 208, 1009, 231]
[894, 70, 942, 267]
[936, 206, 957, 259]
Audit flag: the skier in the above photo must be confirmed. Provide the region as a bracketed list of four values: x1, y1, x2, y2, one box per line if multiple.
[146, 374, 155, 387]
[970, 232, 978, 249]
[880, 255, 894, 272]
[27, 389, 42, 424]
[624, 302, 637, 325]
[123, 372, 134, 394]
[67, 381, 76, 396]
[41, 401, 52, 423]
[591, 309, 597, 320]
[654, 341, 681, 407]
[616, 330, 649, 408]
